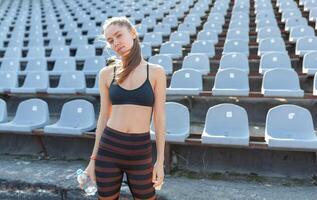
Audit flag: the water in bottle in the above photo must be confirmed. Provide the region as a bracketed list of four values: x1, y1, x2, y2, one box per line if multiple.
[76, 169, 97, 196]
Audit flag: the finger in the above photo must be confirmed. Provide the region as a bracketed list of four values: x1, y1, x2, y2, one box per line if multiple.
[152, 170, 157, 183]
[153, 179, 162, 187]
[153, 181, 164, 188]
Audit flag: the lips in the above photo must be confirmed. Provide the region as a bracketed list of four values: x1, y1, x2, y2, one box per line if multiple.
[117, 46, 124, 52]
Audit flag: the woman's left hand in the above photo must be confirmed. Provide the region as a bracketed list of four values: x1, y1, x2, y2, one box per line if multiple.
[152, 162, 165, 190]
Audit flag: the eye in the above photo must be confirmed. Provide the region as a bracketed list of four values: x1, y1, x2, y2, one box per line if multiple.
[108, 40, 113, 44]
[117, 34, 122, 38]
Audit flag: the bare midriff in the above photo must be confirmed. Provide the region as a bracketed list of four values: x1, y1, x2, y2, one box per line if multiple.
[106, 105, 153, 134]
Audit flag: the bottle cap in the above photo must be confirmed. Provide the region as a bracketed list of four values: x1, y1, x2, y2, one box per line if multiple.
[76, 169, 84, 175]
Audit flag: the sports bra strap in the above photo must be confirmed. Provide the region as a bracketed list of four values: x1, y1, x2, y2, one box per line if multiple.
[146, 63, 149, 80]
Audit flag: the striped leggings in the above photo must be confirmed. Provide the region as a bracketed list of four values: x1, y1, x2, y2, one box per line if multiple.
[95, 126, 156, 200]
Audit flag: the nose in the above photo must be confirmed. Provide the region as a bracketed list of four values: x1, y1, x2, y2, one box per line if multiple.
[114, 39, 120, 48]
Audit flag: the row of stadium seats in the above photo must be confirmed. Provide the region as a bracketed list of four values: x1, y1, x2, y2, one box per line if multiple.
[1, 50, 317, 75]
[1, 67, 316, 96]
[0, 98, 316, 150]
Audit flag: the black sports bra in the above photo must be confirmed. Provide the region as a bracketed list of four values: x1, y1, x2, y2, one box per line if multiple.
[109, 63, 155, 107]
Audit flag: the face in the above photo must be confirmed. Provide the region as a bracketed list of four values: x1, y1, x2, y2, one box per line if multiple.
[104, 24, 136, 57]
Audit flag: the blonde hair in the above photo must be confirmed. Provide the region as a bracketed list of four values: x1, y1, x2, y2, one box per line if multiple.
[100, 16, 142, 84]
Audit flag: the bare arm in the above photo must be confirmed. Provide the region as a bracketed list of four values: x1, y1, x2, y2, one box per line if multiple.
[153, 66, 166, 165]
[90, 68, 112, 160]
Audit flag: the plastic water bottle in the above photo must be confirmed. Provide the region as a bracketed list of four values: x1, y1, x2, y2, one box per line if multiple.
[76, 169, 97, 195]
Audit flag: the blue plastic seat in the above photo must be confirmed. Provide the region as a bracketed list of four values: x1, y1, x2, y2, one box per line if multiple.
[167, 69, 203, 95]
[212, 68, 249, 96]
[150, 102, 190, 142]
[202, 103, 249, 146]
[47, 71, 86, 94]
[0, 98, 49, 132]
[43, 99, 96, 135]
[10, 71, 49, 93]
[262, 68, 304, 97]
[265, 104, 317, 150]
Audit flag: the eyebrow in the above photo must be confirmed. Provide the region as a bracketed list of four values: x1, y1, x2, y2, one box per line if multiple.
[106, 31, 121, 41]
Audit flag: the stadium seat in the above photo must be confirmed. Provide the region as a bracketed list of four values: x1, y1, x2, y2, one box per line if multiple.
[170, 31, 191, 46]
[153, 23, 171, 37]
[44, 99, 96, 135]
[265, 104, 317, 149]
[10, 71, 49, 93]
[136, 24, 148, 37]
[148, 55, 173, 74]
[226, 28, 249, 41]
[257, 27, 282, 43]
[197, 30, 218, 44]
[49, 58, 76, 75]
[50, 46, 70, 58]
[262, 69, 304, 97]
[162, 15, 178, 29]
[47, 71, 86, 94]
[167, 69, 203, 95]
[281, 9, 302, 23]
[259, 52, 292, 74]
[256, 18, 278, 32]
[303, 51, 317, 75]
[70, 36, 88, 46]
[182, 53, 210, 75]
[75, 45, 96, 59]
[178, 23, 197, 36]
[223, 39, 249, 56]
[289, 26, 315, 43]
[295, 36, 317, 56]
[202, 103, 249, 146]
[190, 40, 215, 58]
[26, 47, 45, 59]
[212, 68, 249, 96]
[184, 14, 201, 27]
[150, 102, 190, 142]
[82, 56, 105, 75]
[3, 47, 22, 59]
[143, 32, 163, 47]
[304, 0, 317, 11]
[160, 41, 183, 59]
[0, 59, 20, 72]
[19, 58, 47, 75]
[255, 10, 275, 22]
[203, 21, 223, 34]
[219, 53, 249, 73]
[140, 43, 152, 59]
[48, 37, 65, 47]
[229, 19, 250, 31]
[0, 72, 18, 93]
[7, 38, 24, 48]
[27, 38, 44, 47]
[141, 17, 156, 29]
[258, 38, 286, 56]
[0, 98, 50, 132]
[0, 98, 7, 123]
[285, 17, 307, 32]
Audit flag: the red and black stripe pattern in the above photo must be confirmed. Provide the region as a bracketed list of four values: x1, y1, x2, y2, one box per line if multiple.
[95, 126, 156, 200]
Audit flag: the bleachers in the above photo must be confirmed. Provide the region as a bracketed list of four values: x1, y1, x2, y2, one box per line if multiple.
[1, 0, 317, 177]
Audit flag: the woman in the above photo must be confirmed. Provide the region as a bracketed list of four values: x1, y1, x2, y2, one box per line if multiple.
[83, 16, 166, 200]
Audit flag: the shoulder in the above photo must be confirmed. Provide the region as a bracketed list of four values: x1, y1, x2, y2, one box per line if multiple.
[98, 65, 116, 86]
[148, 63, 166, 78]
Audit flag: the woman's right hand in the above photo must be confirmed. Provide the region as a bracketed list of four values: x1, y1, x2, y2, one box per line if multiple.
[80, 160, 96, 189]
